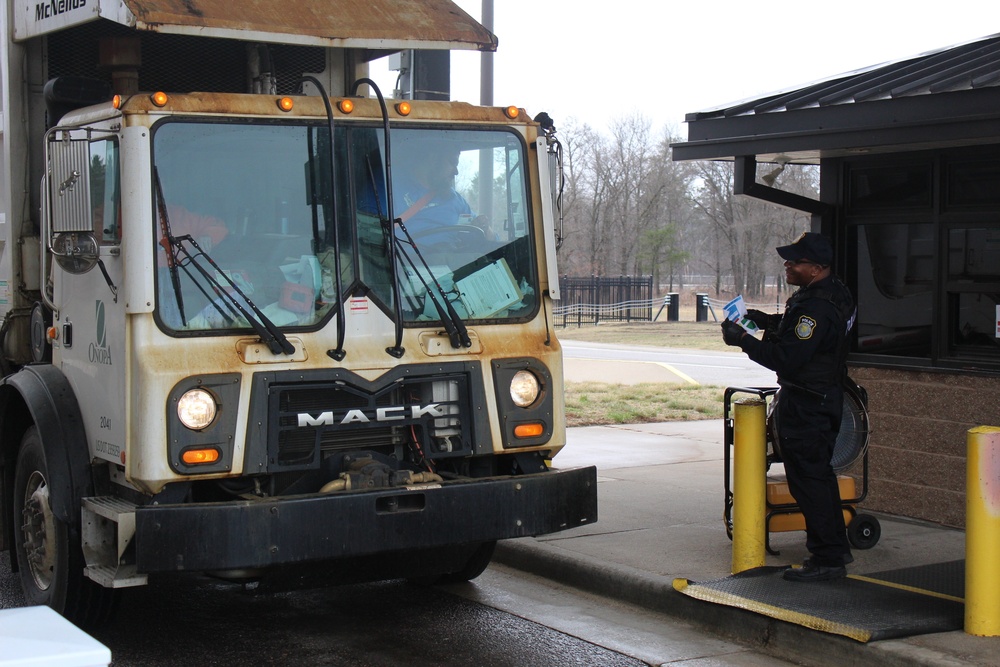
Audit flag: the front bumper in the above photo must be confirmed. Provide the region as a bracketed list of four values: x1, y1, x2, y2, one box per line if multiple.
[134, 466, 597, 573]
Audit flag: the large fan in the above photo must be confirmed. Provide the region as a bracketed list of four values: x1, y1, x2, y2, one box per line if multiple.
[767, 379, 870, 473]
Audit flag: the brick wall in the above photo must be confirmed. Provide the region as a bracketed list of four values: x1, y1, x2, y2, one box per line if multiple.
[848, 366, 1000, 528]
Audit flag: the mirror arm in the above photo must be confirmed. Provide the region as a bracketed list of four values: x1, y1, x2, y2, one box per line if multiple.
[96, 258, 118, 303]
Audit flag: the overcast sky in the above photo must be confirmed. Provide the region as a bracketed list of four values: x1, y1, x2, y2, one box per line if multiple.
[371, 1, 998, 136]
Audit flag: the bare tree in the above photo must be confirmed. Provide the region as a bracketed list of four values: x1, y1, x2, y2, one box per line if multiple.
[553, 116, 818, 297]
[556, 120, 614, 275]
[634, 131, 694, 289]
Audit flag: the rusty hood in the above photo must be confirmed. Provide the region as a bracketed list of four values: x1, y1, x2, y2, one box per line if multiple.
[117, 0, 497, 51]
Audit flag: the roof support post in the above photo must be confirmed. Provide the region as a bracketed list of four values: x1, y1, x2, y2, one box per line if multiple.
[733, 155, 831, 215]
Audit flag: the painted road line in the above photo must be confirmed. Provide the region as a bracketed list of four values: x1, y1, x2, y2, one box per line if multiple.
[572, 357, 700, 385]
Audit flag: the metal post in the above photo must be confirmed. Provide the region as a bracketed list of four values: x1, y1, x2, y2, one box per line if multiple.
[668, 292, 679, 321]
[966, 426, 1000, 636]
[654, 295, 668, 322]
[732, 397, 767, 574]
[696, 293, 708, 322]
[480, 0, 494, 107]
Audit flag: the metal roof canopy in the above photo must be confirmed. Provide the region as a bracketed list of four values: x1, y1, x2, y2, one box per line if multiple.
[16, 0, 497, 53]
[672, 33, 1000, 165]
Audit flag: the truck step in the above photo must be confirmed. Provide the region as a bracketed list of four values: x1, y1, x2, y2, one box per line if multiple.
[83, 495, 139, 519]
[85, 563, 147, 589]
[81, 496, 148, 588]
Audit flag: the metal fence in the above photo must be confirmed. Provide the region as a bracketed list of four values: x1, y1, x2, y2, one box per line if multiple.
[554, 275, 654, 327]
[552, 280, 784, 327]
[701, 295, 785, 322]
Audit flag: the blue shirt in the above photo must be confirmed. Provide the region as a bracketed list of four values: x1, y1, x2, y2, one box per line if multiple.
[394, 173, 472, 232]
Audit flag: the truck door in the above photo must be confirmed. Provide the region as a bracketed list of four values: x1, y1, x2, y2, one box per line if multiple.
[46, 133, 127, 466]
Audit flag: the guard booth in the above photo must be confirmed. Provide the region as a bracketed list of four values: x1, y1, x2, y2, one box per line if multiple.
[672, 34, 1000, 529]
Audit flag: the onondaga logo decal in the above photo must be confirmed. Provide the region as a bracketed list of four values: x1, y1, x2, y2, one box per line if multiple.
[90, 300, 112, 365]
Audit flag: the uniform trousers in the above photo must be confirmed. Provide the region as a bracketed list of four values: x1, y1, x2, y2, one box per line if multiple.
[776, 388, 852, 566]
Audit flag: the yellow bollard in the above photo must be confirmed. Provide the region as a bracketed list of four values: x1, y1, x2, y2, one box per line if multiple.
[732, 397, 767, 574]
[966, 425, 1000, 636]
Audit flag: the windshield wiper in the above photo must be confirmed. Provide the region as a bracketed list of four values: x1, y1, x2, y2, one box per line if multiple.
[393, 221, 471, 349]
[350, 77, 470, 351]
[154, 168, 186, 325]
[155, 173, 294, 355]
[171, 235, 296, 355]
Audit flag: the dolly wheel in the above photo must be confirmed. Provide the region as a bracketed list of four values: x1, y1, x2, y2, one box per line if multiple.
[848, 513, 881, 549]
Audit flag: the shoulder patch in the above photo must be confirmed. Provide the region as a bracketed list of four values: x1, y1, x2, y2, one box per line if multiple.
[794, 316, 817, 340]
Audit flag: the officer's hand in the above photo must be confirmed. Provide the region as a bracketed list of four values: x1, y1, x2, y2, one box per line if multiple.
[744, 309, 771, 329]
[721, 319, 746, 346]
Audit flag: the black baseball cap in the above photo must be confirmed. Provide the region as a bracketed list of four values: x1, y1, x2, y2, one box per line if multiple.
[776, 232, 833, 266]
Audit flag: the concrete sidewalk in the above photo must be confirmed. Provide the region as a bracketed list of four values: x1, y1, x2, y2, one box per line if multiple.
[493, 420, 996, 666]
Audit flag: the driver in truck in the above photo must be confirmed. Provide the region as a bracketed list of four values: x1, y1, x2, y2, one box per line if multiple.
[394, 142, 492, 239]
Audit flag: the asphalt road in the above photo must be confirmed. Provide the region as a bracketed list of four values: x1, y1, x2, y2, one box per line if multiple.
[2, 551, 796, 666]
[561, 340, 777, 387]
[1, 552, 651, 667]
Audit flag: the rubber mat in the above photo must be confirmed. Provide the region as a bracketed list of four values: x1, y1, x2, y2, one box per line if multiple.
[673, 561, 965, 642]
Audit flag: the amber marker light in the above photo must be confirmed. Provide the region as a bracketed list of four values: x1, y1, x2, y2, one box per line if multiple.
[181, 448, 221, 465]
[150, 91, 169, 107]
[112, 95, 122, 109]
[504, 105, 520, 119]
[337, 99, 355, 114]
[277, 96, 294, 112]
[395, 101, 412, 116]
[513, 423, 545, 439]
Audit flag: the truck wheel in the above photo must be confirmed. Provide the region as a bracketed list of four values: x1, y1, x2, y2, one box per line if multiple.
[409, 541, 497, 586]
[436, 541, 497, 584]
[13, 426, 118, 628]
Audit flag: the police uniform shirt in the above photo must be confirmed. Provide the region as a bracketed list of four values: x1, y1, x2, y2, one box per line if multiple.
[737, 274, 852, 392]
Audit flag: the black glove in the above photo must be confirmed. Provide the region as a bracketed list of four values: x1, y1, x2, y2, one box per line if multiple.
[744, 309, 771, 329]
[721, 319, 746, 346]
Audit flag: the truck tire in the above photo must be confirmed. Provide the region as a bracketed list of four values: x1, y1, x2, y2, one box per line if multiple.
[437, 541, 497, 584]
[408, 541, 497, 586]
[13, 426, 118, 628]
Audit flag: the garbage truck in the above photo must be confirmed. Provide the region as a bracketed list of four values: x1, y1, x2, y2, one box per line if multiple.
[0, 0, 596, 626]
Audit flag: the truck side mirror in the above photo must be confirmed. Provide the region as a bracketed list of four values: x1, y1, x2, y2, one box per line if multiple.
[47, 134, 99, 274]
[51, 232, 100, 274]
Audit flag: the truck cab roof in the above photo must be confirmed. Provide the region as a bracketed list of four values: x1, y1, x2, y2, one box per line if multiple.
[16, 0, 497, 53]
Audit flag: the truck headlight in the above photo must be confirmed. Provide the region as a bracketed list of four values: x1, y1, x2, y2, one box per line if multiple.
[509, 370, 540, 408]
[177, 388, 218, 430]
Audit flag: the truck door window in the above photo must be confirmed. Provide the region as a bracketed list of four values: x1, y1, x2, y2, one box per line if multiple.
[89, 139, 121, 244]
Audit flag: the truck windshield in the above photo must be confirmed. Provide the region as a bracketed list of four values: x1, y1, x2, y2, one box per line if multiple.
[152, 120, 537, 334]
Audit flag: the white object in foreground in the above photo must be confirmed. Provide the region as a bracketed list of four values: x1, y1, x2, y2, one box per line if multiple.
[0, 606, 111, 667]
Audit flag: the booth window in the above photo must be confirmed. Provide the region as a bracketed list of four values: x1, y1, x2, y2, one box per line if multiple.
[854, 223, 933, 358]
[846, 149, 1000, 370]
[946, 227, 1000, 359]
[848, 163, 932, 212]
[946, 160, 1000, 208]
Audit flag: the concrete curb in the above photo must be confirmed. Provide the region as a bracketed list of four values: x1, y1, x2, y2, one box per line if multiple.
[493, 538, 960, 667]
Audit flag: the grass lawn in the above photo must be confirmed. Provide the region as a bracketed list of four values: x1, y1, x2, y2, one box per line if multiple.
[556, 321, 730, 426]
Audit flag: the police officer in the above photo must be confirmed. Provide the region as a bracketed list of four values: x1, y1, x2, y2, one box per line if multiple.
[721, 232, 856, 582]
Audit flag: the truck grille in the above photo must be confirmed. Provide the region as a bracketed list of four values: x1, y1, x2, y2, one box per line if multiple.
[267, 374, 472, 471]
